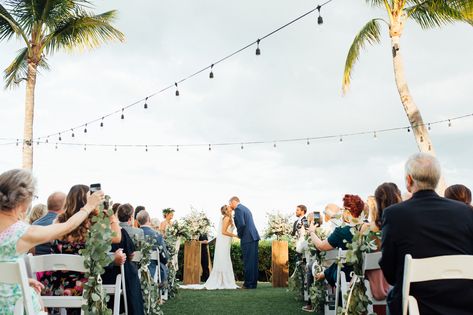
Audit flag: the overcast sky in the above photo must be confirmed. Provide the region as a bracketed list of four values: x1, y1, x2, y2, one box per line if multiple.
[1, 0, 472, 234]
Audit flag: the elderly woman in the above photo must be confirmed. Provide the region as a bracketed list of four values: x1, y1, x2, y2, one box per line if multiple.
[0, 169, 103, 314]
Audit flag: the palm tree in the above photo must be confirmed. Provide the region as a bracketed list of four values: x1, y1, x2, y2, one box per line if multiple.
[342, 0, 472, 192]
[0, 0, 124, 169]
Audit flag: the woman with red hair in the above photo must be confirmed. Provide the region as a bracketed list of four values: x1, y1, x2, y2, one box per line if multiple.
[303, 194, 364, 312]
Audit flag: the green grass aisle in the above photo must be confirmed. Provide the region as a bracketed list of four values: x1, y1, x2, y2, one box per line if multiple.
[160, 282, 309, 315]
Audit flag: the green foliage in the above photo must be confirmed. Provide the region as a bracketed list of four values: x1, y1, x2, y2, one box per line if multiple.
[287, 261, 305, 301]
[176, 240, 299, 282]
[164, 232, 180, 298]
[81, 202, 114, 315]
[338, 226, 379, 315]
[264, 211, 293, 240]
[135, 236, 164, 315]
[181, 209, 213, 240]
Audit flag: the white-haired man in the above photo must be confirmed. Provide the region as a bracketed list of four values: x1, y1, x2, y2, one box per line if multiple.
[380, 153, 473, 315]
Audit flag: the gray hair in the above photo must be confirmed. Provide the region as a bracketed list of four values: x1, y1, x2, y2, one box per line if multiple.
[405, 153, 441, 190]
[0, 169, 36, 212]
[136, 209, 150, 226]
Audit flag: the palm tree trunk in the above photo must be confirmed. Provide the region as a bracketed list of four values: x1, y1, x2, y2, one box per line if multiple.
[22, 61, 37, 170]
[390, 19, 446, 194]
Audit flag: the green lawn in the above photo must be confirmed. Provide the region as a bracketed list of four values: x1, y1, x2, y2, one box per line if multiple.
[160, 282, 309, 315]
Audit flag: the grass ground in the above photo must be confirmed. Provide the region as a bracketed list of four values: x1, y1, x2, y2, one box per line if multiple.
[160, 282, 309, 315]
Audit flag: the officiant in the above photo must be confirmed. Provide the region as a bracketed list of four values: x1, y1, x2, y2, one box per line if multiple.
[199, 233, 211, 282]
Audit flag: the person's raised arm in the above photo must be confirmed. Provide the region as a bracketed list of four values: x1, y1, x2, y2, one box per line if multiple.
[222, 217, 238, 238]
[109, 214, 122, 244]
[308, 224, 334, 251]
[17, 191, 104, 253]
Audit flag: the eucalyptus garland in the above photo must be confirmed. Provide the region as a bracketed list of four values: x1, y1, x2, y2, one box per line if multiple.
[309, 248, 327, 314]
[135, 236, 164, 315]
[164, 232, 179, 298]
[287, 260, 305, 301]
[338, 226, 379, 315]
[81, 203, 114, 315]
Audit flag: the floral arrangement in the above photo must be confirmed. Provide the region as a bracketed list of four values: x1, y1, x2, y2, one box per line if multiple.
[167, 219, 190, 240]
[338, 225, 380, 315]
[181, 209, 213, 240]
[135, 236, 164, 315]
[264, 211, 293, 240]
[81, 196, 113, 315]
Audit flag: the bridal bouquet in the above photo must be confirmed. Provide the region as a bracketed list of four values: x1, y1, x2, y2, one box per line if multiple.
[264, 211, 292, 240]
[181, 209, 213, 240]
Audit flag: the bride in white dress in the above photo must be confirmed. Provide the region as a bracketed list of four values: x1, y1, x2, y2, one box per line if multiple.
[181, 205, 239, 290]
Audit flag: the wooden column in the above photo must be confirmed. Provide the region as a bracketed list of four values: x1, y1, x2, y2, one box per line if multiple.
[183, 240, 201, 285]
[271, 240, 289, 287]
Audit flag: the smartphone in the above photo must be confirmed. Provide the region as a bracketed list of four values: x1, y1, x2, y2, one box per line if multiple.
[313, 211, 321, 226]
[90, 183, 101, 194]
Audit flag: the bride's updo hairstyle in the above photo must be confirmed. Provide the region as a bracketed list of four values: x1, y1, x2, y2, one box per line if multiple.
[220, 205, 228, 216]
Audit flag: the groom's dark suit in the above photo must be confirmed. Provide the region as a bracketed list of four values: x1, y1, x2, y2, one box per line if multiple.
[234, 203, 260, 289]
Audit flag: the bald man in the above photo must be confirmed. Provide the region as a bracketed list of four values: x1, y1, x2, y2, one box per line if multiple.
[33, 191, 66, 255]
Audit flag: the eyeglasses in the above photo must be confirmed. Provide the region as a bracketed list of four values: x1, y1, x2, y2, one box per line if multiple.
[33, 195, 39, 200]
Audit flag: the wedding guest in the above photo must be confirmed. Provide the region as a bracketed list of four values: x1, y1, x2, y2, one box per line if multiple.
[137, 210, 169, 284]
[133, 205, 145, 228]
[151, 217, 161, 231]
[380, 153, 473, 315]
[27, 203, 47, 224]
[159, 208, 175, 236]
[117, 203, 144, 243]
[0, 169, 103, 314]
[322, 203, 342, 233]
[362, 183, 401, 314]
[32, 191, 66, 255]
[303, 195, 364, 312]
[291, 205, 308, 238]
[38, 185, 122, 300]
[445, 184, 472, 206]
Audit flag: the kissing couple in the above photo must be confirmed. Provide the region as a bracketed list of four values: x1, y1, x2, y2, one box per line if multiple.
[181, 196, 260, 290]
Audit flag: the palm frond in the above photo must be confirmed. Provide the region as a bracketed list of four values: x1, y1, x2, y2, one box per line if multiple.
[43, 10, 124, 54]
[4, 47, 50, 88]
[365, 0, 388, 7]
[407, 0, 473, 28]
[342, 19, 383, 94]
[0, 3, 22, 40]
[4, 47, 28, 88]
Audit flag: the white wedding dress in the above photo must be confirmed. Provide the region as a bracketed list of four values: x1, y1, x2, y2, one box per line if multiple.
[180, 217, 239, 290]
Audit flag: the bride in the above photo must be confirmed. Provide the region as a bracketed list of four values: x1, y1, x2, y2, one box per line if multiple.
[181, 205, 239, 290]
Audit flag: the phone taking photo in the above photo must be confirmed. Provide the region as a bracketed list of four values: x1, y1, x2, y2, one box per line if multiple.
[89, 183, 101, 194]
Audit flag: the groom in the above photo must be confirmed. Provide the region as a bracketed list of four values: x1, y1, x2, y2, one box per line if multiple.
[230, 196, 260, 289]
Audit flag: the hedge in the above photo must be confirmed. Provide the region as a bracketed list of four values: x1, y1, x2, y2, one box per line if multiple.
[175, 239, 298, 282]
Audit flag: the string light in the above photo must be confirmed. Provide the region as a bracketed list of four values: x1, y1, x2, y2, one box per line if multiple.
[71, 129, 75, 138]
[448, 119, 451, 127]
[273, 142, 277, 148]
[84, 124, 88, 133]
[209, 64, 214, 79]
[84, 144, 87, 151]
[255, 39, 261, 56]
[208, 144, 212, 151]
[144, 97, 148, 109]
[16, 139, 19, 146]
[317, 5, 323, 25]
[55, 143, 58, 149]
[241, 143, 244, 150]
[121, 108, 125, 120]
[339, 136, 343, 143]
[46, 137, 49, 143]
[428, 123, 431, 131]
[33, 2, 337, 143]
[407, 127, 410, 132]
[58, 133, 62, 141]
[306, 139, 310, 145]
[373, 131, 377, 139]
[145, 145, 148, 152]
[114, 145, 117, 152]
[177, 145, 180, 152]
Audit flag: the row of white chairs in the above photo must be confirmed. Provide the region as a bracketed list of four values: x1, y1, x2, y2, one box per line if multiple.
[309, 250, 473, 315]
[0, 249, 165, 315]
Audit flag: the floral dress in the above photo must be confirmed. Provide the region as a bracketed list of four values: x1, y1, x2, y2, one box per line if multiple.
[0, 221, 43, 315]
[38, 240, 87, 297]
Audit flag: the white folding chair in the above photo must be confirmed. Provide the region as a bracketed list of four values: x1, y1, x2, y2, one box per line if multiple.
[320, 248, 347, 314]
[362, 251, 387, 313]
[0, 258, 43, 315]
[104, 252, 128, 315]
[402, 254, 473, 315]
[26, 254, 86, 315]
[150, 249, 169, 300]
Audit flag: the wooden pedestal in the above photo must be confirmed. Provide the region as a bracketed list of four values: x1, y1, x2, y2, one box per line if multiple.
[183, 240, 201, 285]
[271, 240, 289, 287]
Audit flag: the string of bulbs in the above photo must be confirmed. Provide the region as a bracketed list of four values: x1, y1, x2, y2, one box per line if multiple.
[23, 0, 334, 144]
[3, 112, 471, 151]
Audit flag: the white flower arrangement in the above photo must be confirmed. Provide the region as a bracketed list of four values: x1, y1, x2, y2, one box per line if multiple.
[181, 209, 213, 240]
[264, 211, 293, 240]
